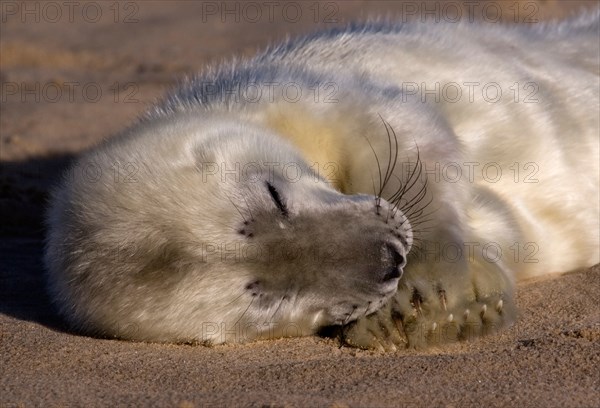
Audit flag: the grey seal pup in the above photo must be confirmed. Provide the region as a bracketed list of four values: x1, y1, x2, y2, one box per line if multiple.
[45, 13, 599, 349]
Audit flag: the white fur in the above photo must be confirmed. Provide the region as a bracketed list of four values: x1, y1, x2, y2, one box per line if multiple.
[45, 14, 599, 347]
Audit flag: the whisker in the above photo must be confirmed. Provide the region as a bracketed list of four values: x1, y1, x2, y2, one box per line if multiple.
[395, 153, 423, 204]
[235, 297, 255, 326]
[377, 116, 401, 222]
[270, 294, 288, 323]
[241, 189, 255, 221]
[406, 208, 437, 225]
[342, 306, 358, 326]
[370, 172, 378, 198]
[377, 116, 398, 198]
[224, 290, 247, 308]
[362, 133, 383, 213]
[227, 194, 249, 224]
[398, 180, 428, 212]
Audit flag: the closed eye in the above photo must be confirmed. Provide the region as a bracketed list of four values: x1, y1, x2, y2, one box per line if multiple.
[266, 181, 288, 217]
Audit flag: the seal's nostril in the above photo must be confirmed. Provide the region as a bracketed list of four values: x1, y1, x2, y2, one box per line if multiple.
[381, 243, 405, 282]
[392, 249, 405, 269]
[386, 243, 406, 269]
[383, 266, 401, 281]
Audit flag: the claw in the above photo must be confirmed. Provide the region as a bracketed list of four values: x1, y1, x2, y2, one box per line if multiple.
[417, 307, 423, 317]
[394, 317, 404, 336]
[438, 289, 447, 311]
[432, 322, 438, 331]
[480, 304, 487, 319]
[464, 309, 470, 320]
[496, 299, 503, 313]
[447, 314, 454, 323]
[411, 289, 423, 317]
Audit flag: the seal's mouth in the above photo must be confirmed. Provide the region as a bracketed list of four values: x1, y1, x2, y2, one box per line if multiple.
[322, 281, 400, 325]
[379, 273, 402, 295]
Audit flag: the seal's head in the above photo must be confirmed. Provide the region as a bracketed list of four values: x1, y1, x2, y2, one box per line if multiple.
[44, 117, 413, 344]
[195, 121, 413, 341]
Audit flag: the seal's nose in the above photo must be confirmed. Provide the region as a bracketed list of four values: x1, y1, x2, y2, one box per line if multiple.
[381, 243, 406, 282]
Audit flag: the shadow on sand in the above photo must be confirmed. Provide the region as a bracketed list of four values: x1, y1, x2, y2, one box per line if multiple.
[1, 153, 74, 330]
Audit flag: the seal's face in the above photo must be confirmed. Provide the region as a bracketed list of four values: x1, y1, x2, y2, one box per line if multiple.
[224, 166, 412, 332]
[190, 128, 413, 337]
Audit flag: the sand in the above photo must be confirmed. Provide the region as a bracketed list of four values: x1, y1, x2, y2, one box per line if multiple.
[1, 1, 599, 407]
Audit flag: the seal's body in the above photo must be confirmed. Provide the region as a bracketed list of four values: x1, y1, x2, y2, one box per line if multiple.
[45, 15, 599, 349]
